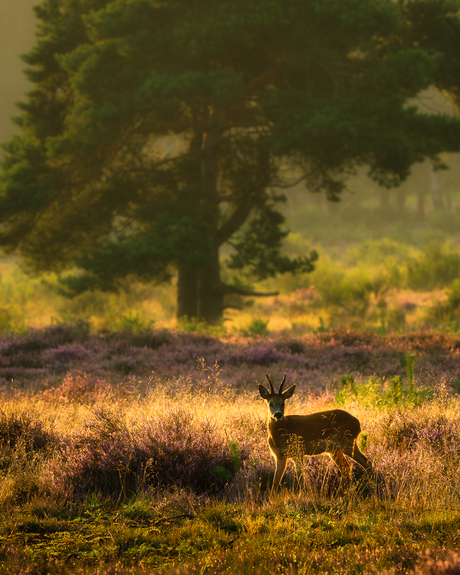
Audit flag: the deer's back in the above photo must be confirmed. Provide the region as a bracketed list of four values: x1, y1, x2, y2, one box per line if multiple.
[272, 409, 362, 456]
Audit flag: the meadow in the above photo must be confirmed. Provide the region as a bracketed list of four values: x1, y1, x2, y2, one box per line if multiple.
[1, 324, 460, 574]
[1, 190, 460, 573]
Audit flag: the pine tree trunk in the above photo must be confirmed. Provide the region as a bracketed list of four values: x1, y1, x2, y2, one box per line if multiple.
[177, 263, 198, 319]
[197, 249, 224, 324]
[176, 256, 224, 324]
[196, 104, 225, 324]
[176, 129, 205, 320]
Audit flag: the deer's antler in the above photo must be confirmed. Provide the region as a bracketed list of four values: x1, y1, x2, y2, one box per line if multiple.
[266, 374, 275, 395]
[278, 375, 286, 394]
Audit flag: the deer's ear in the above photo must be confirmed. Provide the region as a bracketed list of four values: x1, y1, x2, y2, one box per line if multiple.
[259, 384, 271, 400]
[282, 384, 296, 399]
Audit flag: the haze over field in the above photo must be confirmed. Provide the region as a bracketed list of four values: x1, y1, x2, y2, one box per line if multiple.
[0, 0, 36, 148]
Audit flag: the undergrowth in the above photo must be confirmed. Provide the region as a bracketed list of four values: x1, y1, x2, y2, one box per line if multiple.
[1, 332, 460, 573]
[1, 238, 460, 335]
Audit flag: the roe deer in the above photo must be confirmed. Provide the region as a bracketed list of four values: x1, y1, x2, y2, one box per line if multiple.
[259, 375, 373, 492]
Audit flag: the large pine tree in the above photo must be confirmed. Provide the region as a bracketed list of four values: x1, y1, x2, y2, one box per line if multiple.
[1, 0, 460, 323]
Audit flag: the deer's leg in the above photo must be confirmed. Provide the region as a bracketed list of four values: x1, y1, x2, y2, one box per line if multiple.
[272, 457, 288, 491]
[344, 441, 373, 479]
[330, 450, 351, 494]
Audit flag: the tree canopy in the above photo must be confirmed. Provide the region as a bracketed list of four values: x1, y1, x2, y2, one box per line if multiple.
[1, 0, 460, 323]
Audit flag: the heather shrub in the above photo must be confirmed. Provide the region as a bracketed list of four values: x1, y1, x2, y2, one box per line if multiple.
[367, 439, 454, 508]
[146, 406, 246, 492]
[227, 343, 288, 367]
[51, 407, 147, 498]
[379, 411, 460, 455]
[43, 344, 90, 373]
[43, 371, 112, 403]
[361, 397, 460, 509]
[0, 445, 48, 505]
[101, 342, 155, 375]
[51, 406, 246, 499]
[273, 337, 306, 355]
[1, 322, 90, 356]
[0, 410, 55, 505]
[0, 409, 54, 455]
[101, 327, 172, 349]
[1, 324, 460, 390]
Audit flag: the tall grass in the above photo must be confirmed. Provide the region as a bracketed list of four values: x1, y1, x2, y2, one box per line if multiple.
[1, 351, 460, 574]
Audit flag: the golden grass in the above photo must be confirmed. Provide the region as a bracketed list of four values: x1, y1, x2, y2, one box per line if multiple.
[1, 377, 460, 573]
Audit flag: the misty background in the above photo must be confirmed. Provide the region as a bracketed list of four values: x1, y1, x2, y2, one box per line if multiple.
[1, 0, 459, 223]
[0, 0, 36, 150]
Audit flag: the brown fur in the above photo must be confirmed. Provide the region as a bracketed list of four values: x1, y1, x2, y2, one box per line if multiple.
[260, 375, 373, 492]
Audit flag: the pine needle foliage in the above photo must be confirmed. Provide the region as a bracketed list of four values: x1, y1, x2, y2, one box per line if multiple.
[1, 0, 460, 322]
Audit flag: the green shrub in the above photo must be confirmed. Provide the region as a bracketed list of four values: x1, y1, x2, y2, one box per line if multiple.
[422, 278, 460, 330]
[447, 279, 460, 311]
[0, 309, 13, 334]
[309, 259, 392, 320]
[335, 373, 433, 409]
[344, 238, 412, 267]
[405, 242, 460, 290]
[178, 316, 226, 335]
[113, 311, 154, 333]
[240, 317, 269, 337]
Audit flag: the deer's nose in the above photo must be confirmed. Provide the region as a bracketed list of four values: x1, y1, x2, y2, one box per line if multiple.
[274, 412, 283, 420]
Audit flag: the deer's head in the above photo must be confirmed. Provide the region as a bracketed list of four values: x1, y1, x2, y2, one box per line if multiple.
[259, 375, 296, 421]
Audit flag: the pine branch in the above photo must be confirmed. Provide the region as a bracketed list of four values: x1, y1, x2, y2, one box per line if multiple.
[215, 202, 253, 247]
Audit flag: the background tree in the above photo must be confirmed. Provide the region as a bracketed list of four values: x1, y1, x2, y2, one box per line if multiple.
[1, 0, 460, 323]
